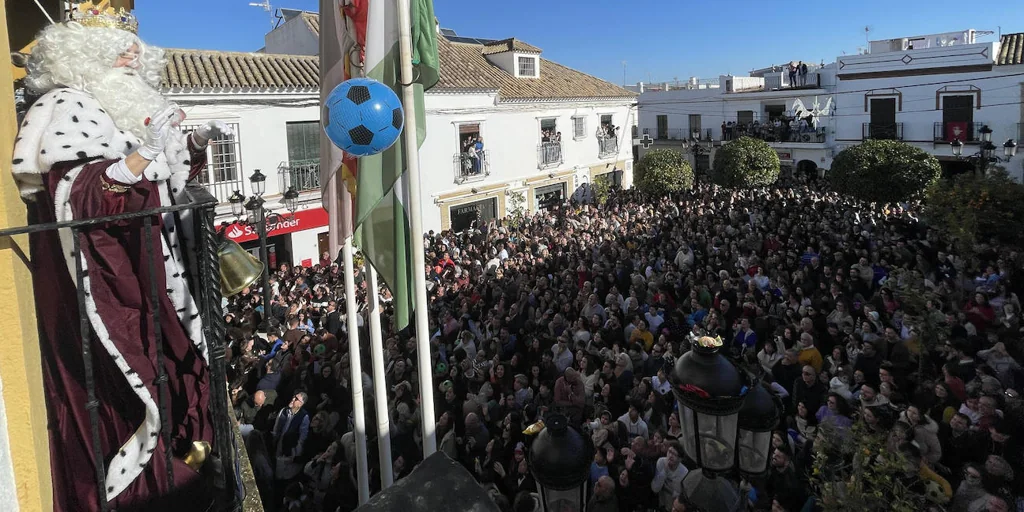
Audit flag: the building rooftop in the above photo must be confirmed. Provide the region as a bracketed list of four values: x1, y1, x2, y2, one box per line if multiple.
[480, 38, 542, 55]
[164, 17, 634, 100]
[998, 32, 1024, 65]
[161, 49, 319, 89]
[437, 36, 634, 100]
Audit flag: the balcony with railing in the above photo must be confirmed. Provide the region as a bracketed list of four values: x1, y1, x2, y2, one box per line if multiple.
[934, 121, 983, 143]
[538, 142, 563, 168]
[862, 122, 904, 141]
[0, 184, 251, 511]
[453, 149, 490, 184]
[278, 158, 321, 193]
[598, 136, 618, 158]
[722, 122, 826, 143]
[658, 128, 687, 140]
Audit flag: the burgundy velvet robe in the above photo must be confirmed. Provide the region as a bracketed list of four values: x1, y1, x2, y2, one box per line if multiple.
[29, 145, 214, 512]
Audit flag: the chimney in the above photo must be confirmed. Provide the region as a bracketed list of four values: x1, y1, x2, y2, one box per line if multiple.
[638, 82, 644, 94]
[435, 17, 440, 35]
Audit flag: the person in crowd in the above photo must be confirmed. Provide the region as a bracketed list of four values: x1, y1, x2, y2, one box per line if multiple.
[213, 177, 1023, 511]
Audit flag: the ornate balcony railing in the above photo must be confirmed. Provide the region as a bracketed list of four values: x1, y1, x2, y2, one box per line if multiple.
[598, 136, 618, 158]
[862, 122, 904, 141]
[538, 142, 563, 168]
[278, 159, 321, 193]
[0, 184, 242, 511]
[453, 149, 490, 184]
[934, 121, 983, 142]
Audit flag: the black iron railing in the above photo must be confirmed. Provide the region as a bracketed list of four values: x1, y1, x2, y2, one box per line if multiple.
[0, 184, 239, 511]
[934, 121, 983, 142]
[538, 142, 563, 168]
[278, 159, 321, 192]
[598, 136, 618, 158]
[453, 149, 489, 184]
[862, 122, 904, 141]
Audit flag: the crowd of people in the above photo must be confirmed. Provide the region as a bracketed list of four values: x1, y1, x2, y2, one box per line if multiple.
[222, 174, 1023, 512]
[721, 119, 823, 143]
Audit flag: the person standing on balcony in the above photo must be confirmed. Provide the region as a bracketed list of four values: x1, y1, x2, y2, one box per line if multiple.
[788, 61, 798, 87]
[474, 136, 485, 174]
[799, 61, 809, 86]
[11, 8, 233, 511]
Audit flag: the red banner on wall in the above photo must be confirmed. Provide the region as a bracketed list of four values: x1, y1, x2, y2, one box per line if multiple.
[222, 207, 329, 243]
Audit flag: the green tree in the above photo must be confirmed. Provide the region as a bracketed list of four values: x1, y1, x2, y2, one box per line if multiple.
[830, 140, 941, 204]
[505, 190, 527, 228]
[810, 422, 938, 512]
[634, 149, 694, 195]
[591, 176, 612, 205]
[924, 168, 1024, 254]
[710, 136, 781, 188]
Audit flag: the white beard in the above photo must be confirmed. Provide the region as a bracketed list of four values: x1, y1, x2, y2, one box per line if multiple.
[86, 66, 172, 140]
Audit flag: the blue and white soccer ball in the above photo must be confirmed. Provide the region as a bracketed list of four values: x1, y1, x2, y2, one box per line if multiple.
[323, 78, 404, 156]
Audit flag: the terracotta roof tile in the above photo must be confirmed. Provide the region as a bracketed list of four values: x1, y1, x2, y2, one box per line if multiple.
[161, 49, 319, 89]
[436, 37, 635, 101]
[481, 38, 542, 55]
[998, 33, 1024, 66]
[301, 11, 320, 37]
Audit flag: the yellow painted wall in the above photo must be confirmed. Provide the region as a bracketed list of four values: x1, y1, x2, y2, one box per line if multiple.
[0, 0, 54, 509]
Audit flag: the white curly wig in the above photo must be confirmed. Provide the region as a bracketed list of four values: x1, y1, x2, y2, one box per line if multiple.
[25, 22, 171, 138]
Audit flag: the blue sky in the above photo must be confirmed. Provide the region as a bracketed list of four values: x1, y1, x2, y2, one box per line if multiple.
[136, 0, 1023, 86]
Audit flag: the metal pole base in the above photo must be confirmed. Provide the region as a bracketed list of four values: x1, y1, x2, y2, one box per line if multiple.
[681, 468, 743, 512]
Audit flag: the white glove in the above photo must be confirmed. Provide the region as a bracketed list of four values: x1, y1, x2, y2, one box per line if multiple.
[192, 120, 233, 147]
[137, 105, 180, 161]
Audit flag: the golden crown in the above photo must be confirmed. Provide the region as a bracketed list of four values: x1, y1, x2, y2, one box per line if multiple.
[71, 1, 138, 34]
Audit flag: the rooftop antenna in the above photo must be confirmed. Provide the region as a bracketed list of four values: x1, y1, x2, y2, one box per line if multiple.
[863, 25, 873, 45]
[621, 60, 627, 87]
[249, 0, 275, 28]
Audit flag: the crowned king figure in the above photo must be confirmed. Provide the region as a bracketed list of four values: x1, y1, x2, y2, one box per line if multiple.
[11, 2, 231, 509]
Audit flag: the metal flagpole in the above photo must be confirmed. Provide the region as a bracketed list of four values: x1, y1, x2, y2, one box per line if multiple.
[365, 262, 394, 488]
[342, 237, 370, 503]
[395, 0, 436, 456]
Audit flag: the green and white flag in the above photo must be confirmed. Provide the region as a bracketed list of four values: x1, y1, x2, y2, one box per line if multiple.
[356, 0, 439, 330]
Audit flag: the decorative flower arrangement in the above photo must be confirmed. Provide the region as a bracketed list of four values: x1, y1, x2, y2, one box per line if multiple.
[696, 335, 723, 349]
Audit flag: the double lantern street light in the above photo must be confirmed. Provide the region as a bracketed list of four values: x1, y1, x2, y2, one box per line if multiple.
[228, 169, 300, 328]
[524, 336, 781, 512]
[950, 125, 1017, 177]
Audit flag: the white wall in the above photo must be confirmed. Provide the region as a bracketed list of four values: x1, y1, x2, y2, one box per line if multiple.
[0, 374, 18, 512]
[264, 16, 318, 56]
[168, 89, 635, 234]
[167, 91, 321, 222]
[419, 92, 636, 232]
[290, 228, 323, 266]
[834, 63, 1024, 166]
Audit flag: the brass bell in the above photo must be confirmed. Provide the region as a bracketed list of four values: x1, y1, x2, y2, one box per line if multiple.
[219, 239, 264, 297]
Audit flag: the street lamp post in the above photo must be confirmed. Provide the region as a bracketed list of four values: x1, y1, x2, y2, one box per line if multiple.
[527, 413, 593, 512]
[950, 126, 1017, 177]
[227, 169, 298, 331]
[668, 336, 783, 512]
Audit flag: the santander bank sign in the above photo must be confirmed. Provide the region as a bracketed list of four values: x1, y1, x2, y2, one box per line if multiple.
[222, 207, 329, 243]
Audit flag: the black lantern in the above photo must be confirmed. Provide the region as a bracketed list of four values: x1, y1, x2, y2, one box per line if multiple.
[249, 168, 267, 197]
[950, 138, 964, 157]
[228, 190, 245, 218]
[1004, 139, 1017, 158]
[980, 124, 993, 143]
[527, 413, 593, 512]
[283, 186, 300, 214]
[244, 196, 265, 226]
[670, 336, 747, 512]
[982, 140, 997, 160]
[737, 382, 782, 477]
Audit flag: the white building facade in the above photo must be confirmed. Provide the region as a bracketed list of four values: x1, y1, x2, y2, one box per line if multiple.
[636, 65, 838, 178]
[161, 10, 636, 268]
[834, 30, 1024, 180]
[636, 29, 1024, 181]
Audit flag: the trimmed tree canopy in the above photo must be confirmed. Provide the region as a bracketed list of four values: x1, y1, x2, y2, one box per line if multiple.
[829, 140, 941, 204]
[710, 136, 781, 188]
[634, 149, 694, 194]
[925, 169, 1024, 251]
